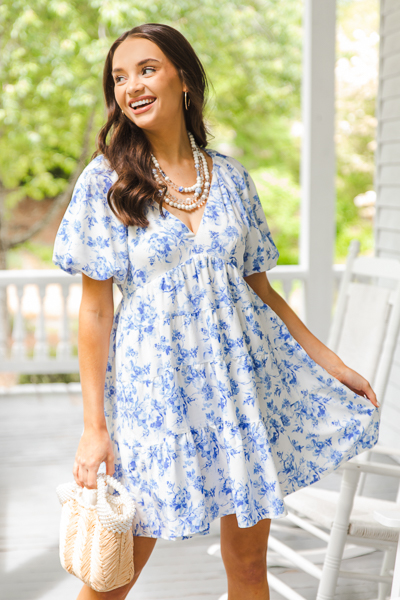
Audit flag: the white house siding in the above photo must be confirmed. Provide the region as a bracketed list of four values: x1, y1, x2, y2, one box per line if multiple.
[374, 0, 400, 450]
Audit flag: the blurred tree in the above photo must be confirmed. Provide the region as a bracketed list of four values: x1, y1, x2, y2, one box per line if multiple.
[252, 167, 300, 265]
[0, 1, 103, 268]
[0, 0, 302, 268]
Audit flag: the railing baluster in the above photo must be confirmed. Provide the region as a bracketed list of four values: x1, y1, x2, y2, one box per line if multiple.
[11, 284, 27, 359]
[282, 279, 294, 303]
[34, 282, 49, 360]
[57, 282, 72, 359]
[298, 279, 307, 323]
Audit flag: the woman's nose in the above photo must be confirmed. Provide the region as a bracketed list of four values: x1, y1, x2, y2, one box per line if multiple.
[126, 76, 143, 95]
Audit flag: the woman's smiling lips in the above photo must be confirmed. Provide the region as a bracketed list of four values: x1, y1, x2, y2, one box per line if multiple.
[128, 95, 157, 114]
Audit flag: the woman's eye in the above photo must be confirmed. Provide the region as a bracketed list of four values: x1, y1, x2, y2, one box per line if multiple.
[114, 75, 125, 84]
[142, 67, 155, 75]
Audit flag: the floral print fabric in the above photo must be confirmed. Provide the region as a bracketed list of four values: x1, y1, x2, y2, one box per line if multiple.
[53, 150, 380, 540]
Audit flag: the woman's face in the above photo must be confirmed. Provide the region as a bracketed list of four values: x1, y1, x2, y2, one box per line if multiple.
[112, 37, 186, 132]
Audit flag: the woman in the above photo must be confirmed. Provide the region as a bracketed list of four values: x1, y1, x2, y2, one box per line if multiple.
[53, 23, 380, 600]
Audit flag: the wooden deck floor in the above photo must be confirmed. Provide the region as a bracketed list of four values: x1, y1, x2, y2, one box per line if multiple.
[1, 391, 398, 600]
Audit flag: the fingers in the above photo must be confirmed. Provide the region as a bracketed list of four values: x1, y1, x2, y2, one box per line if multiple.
[73, 458, 101, 489]
[341, 366, 380, 409]
[73, 447, 116, 488]
[344, 378, 380, 408]
[106, 454, 115, 477]
[72, 429, 116, 489]
[72, 460, 82, 487]
[86, 464, 99, 489]
[362, 380, 380, 408]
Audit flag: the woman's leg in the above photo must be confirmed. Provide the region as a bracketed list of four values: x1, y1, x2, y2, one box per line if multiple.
[220, 514, 271, 600]
[76, 535, 157, 600]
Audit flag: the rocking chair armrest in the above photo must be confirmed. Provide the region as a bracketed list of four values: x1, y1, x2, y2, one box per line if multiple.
[338, 459, 400, 479]
[374, 509, 400, 529]
[369, 445, 400, 458]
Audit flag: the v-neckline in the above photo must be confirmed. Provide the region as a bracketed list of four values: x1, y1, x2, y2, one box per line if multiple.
[159, 150, 216, 239]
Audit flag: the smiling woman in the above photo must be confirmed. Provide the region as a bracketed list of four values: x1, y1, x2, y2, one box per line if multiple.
[96, 24, 210, 232]
[52, 22, 380, 600]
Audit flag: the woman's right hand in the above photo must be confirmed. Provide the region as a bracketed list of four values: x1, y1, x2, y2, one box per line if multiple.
[73, 426, 115, 489]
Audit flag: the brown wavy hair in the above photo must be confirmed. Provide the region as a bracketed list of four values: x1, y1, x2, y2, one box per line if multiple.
[93, 23, 210, 228]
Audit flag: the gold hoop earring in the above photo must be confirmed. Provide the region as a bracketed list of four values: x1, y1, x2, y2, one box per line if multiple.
[184, 91, 190, 111]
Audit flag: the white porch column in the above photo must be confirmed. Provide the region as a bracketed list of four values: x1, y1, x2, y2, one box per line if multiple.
[300, 0, 336, 343]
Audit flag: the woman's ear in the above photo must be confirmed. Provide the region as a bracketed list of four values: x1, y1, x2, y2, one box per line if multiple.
[179, 70, 188, 93]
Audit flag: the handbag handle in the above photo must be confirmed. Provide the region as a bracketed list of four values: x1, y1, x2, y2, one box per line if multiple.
[96, 474, 136, 534]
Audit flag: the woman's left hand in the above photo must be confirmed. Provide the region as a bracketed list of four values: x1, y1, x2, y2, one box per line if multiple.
[331, 365, 380, 408]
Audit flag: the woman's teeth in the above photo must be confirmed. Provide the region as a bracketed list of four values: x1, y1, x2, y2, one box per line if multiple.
[130, 98, 156, 109]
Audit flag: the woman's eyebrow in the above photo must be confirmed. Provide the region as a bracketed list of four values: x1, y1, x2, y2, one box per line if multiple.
[112, 58, 161, 74]
[136, 58, 161, 67]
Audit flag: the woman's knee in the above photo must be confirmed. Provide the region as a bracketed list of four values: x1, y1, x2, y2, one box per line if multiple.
[220, 515, 270, 585]
[220, 533, 268, 584]
[221, 550, 267, 579]
[222, 550, 267, 585]
[243, 559, 267, 585]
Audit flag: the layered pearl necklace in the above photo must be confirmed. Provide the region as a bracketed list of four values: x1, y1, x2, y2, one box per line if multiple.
[151, 131, 211, 212]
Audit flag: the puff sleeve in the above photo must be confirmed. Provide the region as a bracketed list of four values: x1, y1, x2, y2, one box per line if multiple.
[240, 167, 279, 277]
[52, 159, 129, 284]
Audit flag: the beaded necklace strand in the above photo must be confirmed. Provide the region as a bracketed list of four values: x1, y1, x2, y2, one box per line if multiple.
[151, 131, 210, 212]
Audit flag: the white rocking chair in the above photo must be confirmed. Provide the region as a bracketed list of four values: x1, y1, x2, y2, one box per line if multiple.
[270, 239, 400, 600]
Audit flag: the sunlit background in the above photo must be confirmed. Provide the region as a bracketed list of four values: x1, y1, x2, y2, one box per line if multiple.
[0, 0, 378, 273]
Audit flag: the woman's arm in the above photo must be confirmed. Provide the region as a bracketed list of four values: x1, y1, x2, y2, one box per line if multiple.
[73, 274, 116, 489]
[244, 271, 379, 408]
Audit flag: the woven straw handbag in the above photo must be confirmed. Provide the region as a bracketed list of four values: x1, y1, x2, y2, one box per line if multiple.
[56, 473, 136, 592]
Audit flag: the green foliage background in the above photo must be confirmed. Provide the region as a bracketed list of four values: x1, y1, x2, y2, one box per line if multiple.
[0, 0, 378, 267]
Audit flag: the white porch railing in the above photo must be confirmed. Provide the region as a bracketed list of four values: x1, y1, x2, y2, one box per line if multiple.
[0, 266, 345, 374]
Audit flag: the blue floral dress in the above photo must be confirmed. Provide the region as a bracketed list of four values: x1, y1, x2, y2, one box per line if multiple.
[53, 149, 380, 540]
